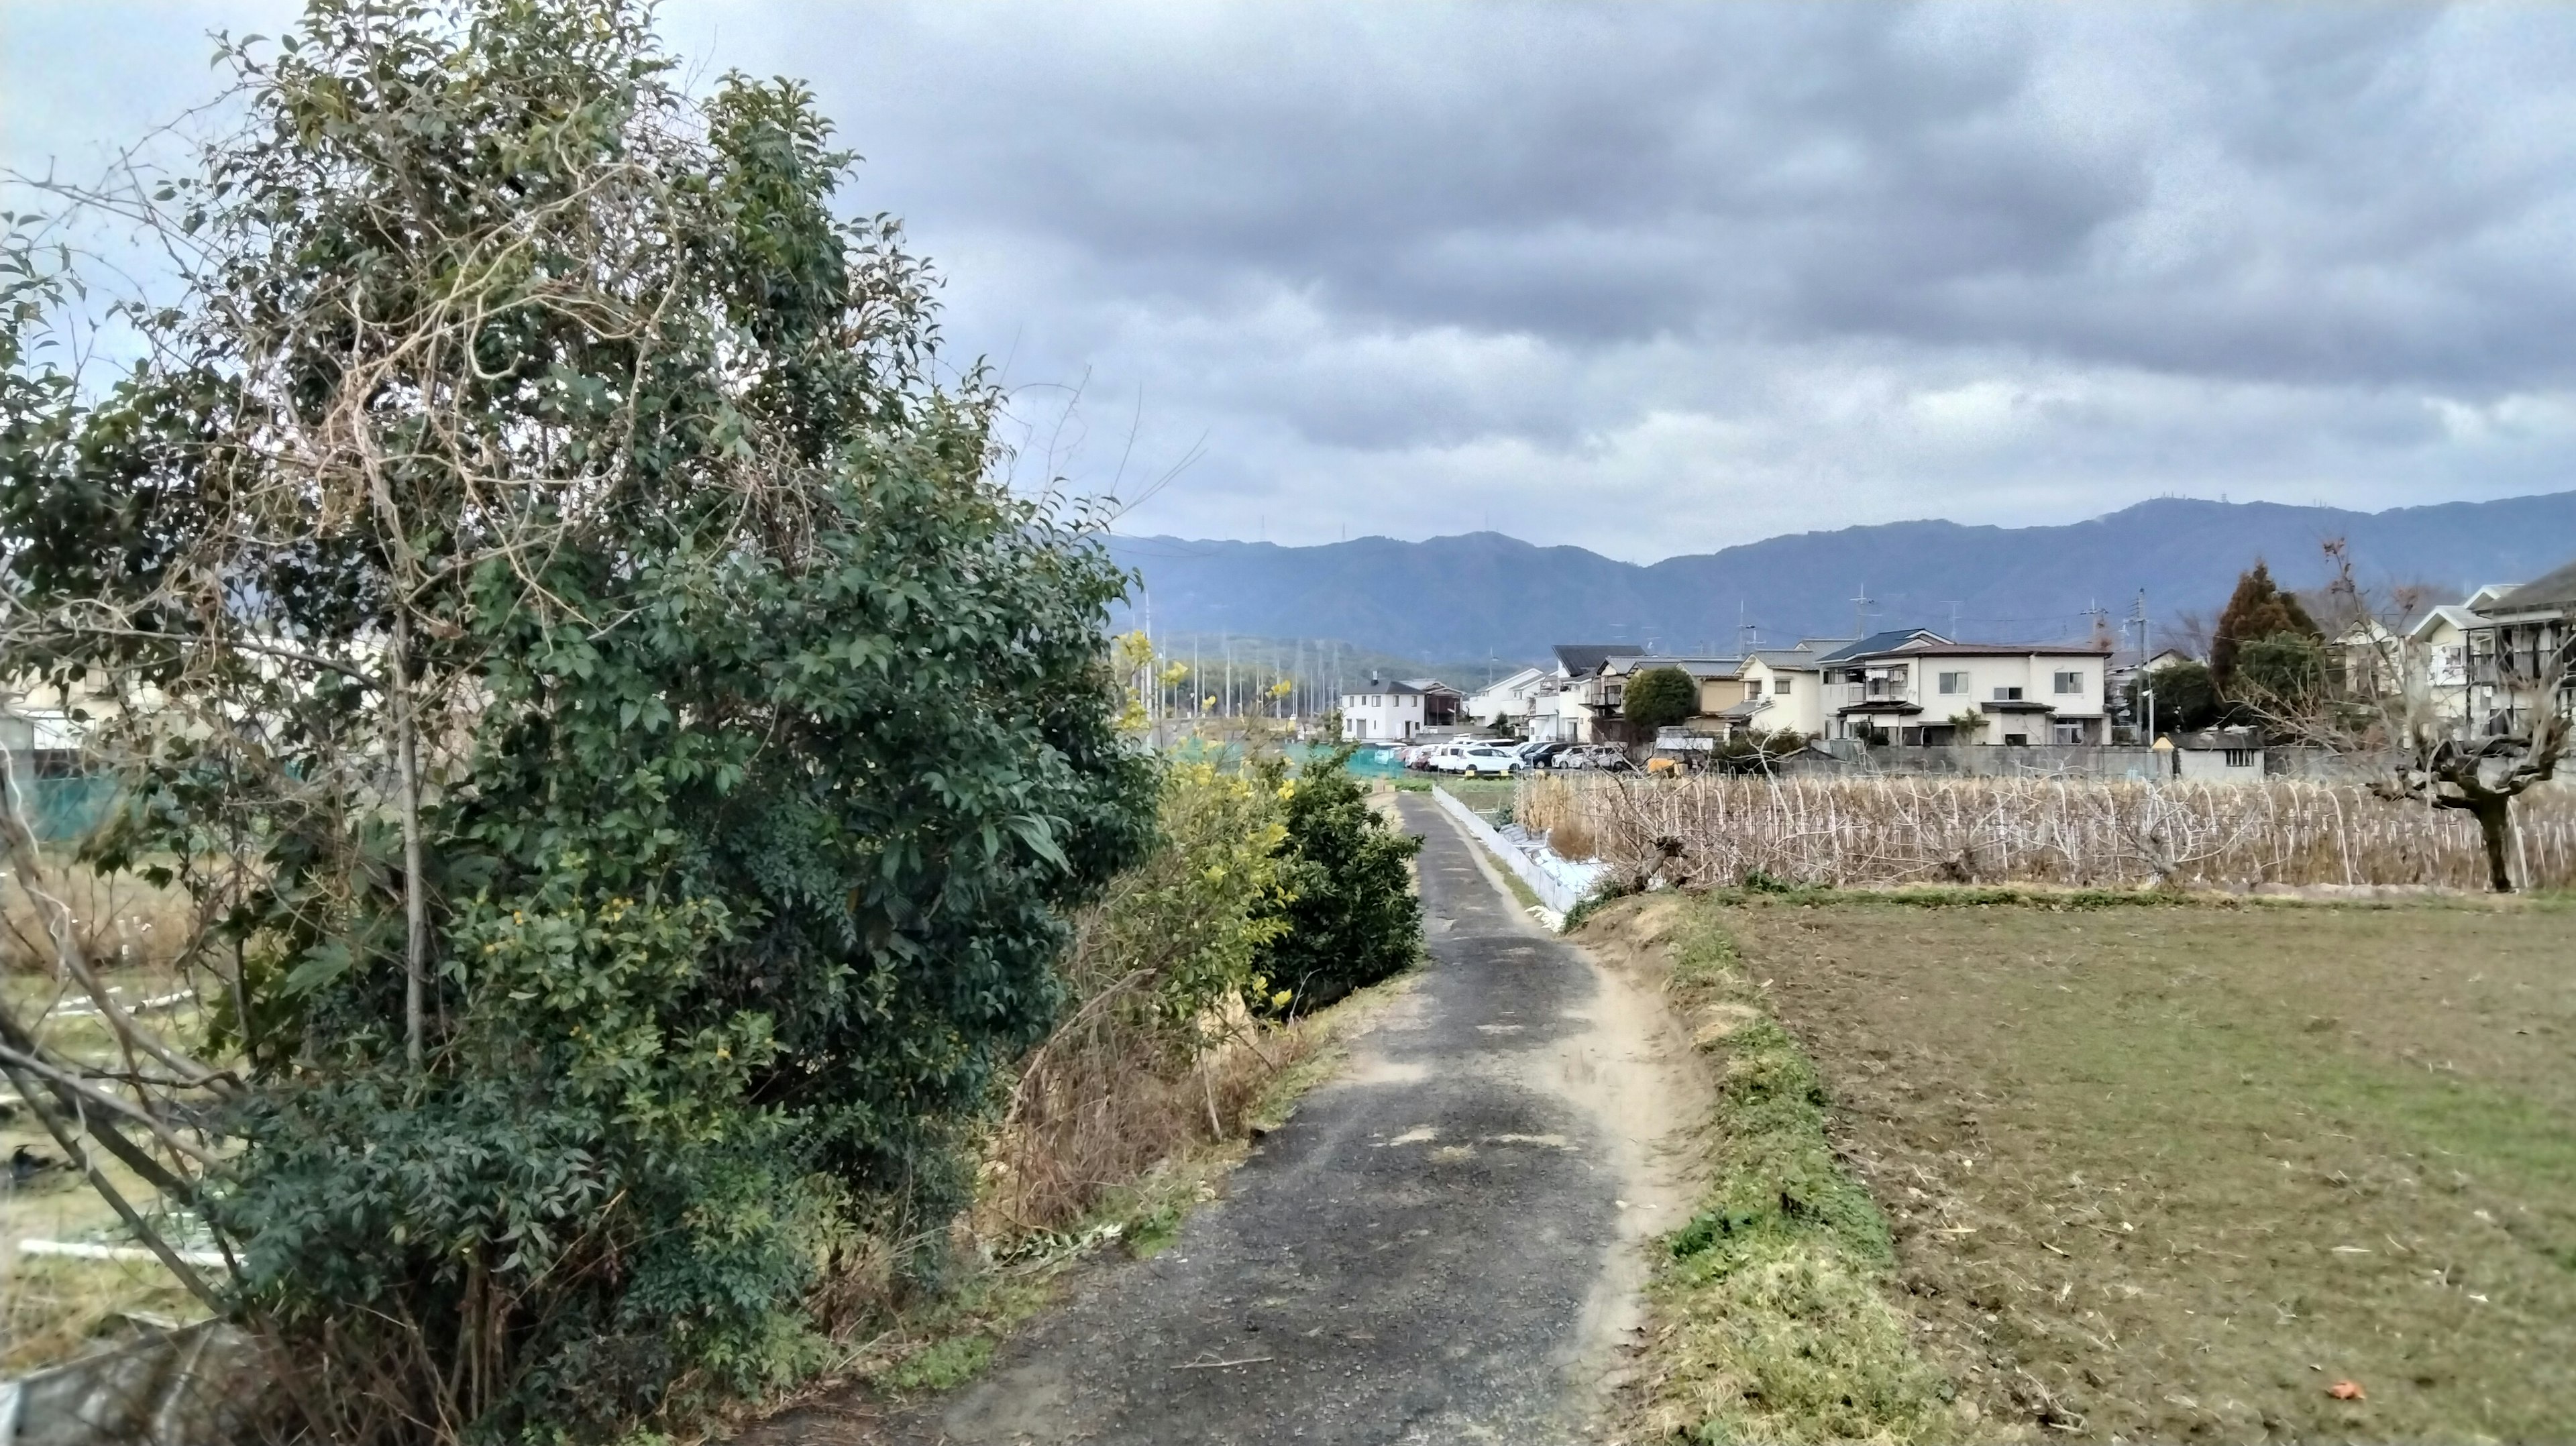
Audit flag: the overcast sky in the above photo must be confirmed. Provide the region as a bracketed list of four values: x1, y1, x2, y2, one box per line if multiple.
[9, 3, 2576, 560]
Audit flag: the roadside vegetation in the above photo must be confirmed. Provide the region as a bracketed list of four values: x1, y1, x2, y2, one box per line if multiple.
[1601, 887, 2576, 1443]
[1597, 897, 1968, 1445]
[0, 3, 1426, 1441]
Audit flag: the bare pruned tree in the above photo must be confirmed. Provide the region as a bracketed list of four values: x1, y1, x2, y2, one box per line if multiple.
[2235, 540, 2569, 892]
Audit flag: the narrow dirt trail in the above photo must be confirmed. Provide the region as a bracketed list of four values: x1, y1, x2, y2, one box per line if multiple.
[798, 793, 1695, 1445]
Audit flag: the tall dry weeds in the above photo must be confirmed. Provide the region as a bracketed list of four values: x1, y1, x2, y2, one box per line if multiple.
[1519, 773, 2576, 892]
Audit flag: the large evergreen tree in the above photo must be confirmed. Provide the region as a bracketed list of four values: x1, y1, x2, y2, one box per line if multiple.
[2210, 559, 2321, 690]
[0, 2, 1152, 1436]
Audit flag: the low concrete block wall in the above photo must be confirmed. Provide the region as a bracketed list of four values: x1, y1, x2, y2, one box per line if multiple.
[1430, 785, 1588, 918]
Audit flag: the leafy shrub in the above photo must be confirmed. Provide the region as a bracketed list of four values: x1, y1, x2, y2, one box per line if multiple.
[1624, 667, 1697, 731]
[4, 3, 1153, 1438]
[1254, 748, 1422, 1014]
[991, 761, 1293, 1231]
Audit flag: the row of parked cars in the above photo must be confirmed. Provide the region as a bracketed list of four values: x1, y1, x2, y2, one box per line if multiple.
[1385, 738, 1635, 777]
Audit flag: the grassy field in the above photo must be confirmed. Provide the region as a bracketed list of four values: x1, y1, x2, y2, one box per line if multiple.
[1702, 894, 2576, 1442]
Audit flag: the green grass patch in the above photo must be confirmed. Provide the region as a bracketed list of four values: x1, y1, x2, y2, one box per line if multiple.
[1642, 913, 1966, 1445]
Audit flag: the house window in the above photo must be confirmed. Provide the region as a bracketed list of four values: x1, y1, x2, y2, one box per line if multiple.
[1992, 685, 2024, 702]
[2003, 732, 2029, 746]
[1747, 680, 1764, 698]
[1775, 677, 1793, 695]
[1938, 671, 1968, 695]
[2224, 748, 2255, 768]
[2053, 670, 2084, 694]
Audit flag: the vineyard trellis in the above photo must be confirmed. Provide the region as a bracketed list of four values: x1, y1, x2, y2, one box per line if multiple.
[1517, 773, 2576, 893]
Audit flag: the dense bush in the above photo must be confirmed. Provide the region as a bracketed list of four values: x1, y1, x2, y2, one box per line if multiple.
[2125, 660, 2223, 736]
[1254, 747, 1423, 1015]
[2, 2, 1153, 1439]
[1624, 666, 1698, 731]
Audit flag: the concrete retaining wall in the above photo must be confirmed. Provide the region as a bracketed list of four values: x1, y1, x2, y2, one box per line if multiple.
[1429, 786, 1589, 918]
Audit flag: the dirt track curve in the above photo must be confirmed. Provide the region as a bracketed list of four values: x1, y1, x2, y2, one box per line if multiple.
[775, 791, 1693, 1445]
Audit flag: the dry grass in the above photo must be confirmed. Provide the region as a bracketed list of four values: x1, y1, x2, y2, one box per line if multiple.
[1520, 773, 2576, 891]
[979, 998, 1320, 1239]
[0, 863, 201, 973]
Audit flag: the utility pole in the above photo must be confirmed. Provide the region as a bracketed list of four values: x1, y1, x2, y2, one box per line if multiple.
[1941, 600, 1962, 638]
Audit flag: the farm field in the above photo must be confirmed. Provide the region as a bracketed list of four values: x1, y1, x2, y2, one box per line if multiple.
[1724, 896, 2576, 1442]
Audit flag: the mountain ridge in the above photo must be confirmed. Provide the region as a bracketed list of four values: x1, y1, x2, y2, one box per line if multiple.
[1106, 491, 2576, 662]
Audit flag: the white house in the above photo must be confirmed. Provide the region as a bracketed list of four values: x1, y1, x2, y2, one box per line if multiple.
[1828, 638, 2112, 745]
[1731, 638, 1854, 740]
[1524, 645, 1643, 742]
[1338, 678, 1461, 741]
[1464, 666, 1548, 728]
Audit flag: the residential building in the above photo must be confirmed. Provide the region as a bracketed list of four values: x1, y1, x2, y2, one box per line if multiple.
[1338, 678, 1461, 741]
[2464, 557, 2576, 734]
[1733, 638, 1854, 739]
[1463, 666, 1549, 727]
[1525, 644, 1644, 743]
[1827, 637, 2112, 745]
[1597, 655, 1748, 734]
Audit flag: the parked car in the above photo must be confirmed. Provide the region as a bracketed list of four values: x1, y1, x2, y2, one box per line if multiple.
[1517, 741, 1570, 769]
[1451, 744, 1523, 777]
[1556, 743, 1633, 771]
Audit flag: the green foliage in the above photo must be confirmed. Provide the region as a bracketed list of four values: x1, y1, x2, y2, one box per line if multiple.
[2211, 560, 2322, 688]
[3, 2, 1154, 1437]
[1068, 760, 1293, 1046]
[1252, 747, 1422, 1015]
[1624, 666, 1698, 731]
[2234, 632, 2330, 706]
[1649, 911, 1961, 1444]
[2127, 659, 2222, 736]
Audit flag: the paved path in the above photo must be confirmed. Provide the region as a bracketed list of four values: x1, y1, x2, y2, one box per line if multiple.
[783, 793, 1688, 1445]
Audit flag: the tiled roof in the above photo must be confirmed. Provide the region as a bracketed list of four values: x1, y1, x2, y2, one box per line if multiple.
[1866, 640, 2112, 659]
[1814, 628, 1946, 663]
[1553, 644, 1646, 676]
[2481, 556, 2576, 613]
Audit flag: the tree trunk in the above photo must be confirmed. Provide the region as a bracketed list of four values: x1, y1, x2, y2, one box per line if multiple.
[2471, 795, 2516, 893]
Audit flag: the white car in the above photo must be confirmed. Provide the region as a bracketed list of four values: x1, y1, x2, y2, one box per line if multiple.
[1449, 744, 1524, 777]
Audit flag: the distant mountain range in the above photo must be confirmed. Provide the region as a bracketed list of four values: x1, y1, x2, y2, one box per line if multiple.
[1106, 492, 2576, 665]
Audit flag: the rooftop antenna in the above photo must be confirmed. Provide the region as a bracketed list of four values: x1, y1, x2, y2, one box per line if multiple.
[1941, 600, 1962, 638]
[1851, 584, 1875, 639]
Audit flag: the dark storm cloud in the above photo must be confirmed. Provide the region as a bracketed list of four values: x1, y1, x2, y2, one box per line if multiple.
[15, 2, 2576, 555]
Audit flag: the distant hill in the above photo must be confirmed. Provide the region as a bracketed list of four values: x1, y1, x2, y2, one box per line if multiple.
[1107, 492, 2576, 663]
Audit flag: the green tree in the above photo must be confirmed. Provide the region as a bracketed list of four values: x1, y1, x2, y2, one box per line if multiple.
[1, 1, 1152, 1436]
[2210, 560, 2322, 689]
[2125, 661, 2222, 736]
[1253, 748, 1421, 1015]
[1623, 666, 1698, 731]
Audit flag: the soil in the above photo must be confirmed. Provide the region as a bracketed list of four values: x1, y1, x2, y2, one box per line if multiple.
[1723, 897, 2576, 1443]
[752, 791, 1699, 1444]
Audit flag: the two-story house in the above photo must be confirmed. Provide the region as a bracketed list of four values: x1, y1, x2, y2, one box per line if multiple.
[2464, 556, 2576, 735]
[1338, 677, 1461, 741]
[1829, 638, 2112, 745]
[1598, 655, 1750, 735]
[1527, 644, 1644, 742]
[1464, 666, 1549, 728]
[1730, 638, 1856, 739]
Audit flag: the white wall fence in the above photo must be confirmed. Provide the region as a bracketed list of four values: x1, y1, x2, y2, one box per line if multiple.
[1429, 785, 1589, 919]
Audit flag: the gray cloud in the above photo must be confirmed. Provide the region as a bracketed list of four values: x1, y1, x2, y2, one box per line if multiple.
[13, 1, 2576, 557]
